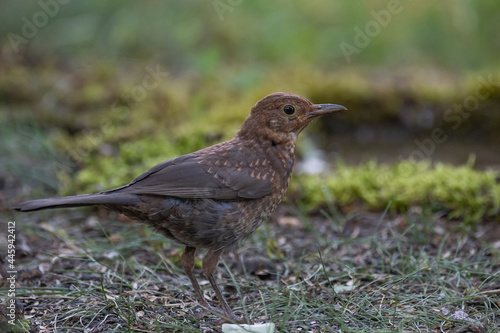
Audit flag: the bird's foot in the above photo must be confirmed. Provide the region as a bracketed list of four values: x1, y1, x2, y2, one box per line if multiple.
[194, 303, 224, 319]
[208, 313, 248, 326]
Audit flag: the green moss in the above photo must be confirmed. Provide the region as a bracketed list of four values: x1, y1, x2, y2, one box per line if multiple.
[291, 158, 500, 225]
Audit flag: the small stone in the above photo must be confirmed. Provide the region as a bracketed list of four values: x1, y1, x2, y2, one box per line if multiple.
[276, 216, 301, 228]
[222, 323, 276, 333]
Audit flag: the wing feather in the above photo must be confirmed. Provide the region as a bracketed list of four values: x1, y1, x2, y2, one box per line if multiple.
[103, 153, 271, 200]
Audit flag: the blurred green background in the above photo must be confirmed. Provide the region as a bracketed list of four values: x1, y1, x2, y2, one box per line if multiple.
[2, 1, 499, 70]
[1, 0, 499, 221]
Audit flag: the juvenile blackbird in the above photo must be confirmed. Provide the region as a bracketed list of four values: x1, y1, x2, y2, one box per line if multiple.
[13, 92, 346, 323]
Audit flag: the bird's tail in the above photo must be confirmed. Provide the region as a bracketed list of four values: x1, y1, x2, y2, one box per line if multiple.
[12, 193, 141, 212]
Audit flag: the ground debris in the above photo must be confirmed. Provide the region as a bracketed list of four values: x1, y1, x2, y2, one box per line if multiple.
[4, 210, 499, 331]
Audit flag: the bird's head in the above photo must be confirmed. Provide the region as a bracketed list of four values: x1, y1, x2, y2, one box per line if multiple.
[237, 92, 346, 145]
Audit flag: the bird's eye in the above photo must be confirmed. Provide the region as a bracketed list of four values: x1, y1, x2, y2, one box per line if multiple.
[283, 105, 296, 116]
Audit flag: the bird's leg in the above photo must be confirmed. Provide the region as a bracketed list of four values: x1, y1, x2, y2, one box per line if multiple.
[202, 249, 246, 324]
[181, 246, 222, 317]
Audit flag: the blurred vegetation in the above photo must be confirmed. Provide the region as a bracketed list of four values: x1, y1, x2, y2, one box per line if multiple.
[1, 1, 499, 224]
[1, 1, 499, 71]
[291, 158, 500, 225]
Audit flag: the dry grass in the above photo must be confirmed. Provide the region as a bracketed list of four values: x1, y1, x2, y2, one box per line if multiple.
[2, 204, 499, 332]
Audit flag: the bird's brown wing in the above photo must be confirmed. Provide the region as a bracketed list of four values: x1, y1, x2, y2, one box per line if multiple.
[103, 153, 271, 200]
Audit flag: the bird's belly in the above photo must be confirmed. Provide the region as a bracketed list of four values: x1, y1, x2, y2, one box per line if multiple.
[109, 195, 281, 251]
